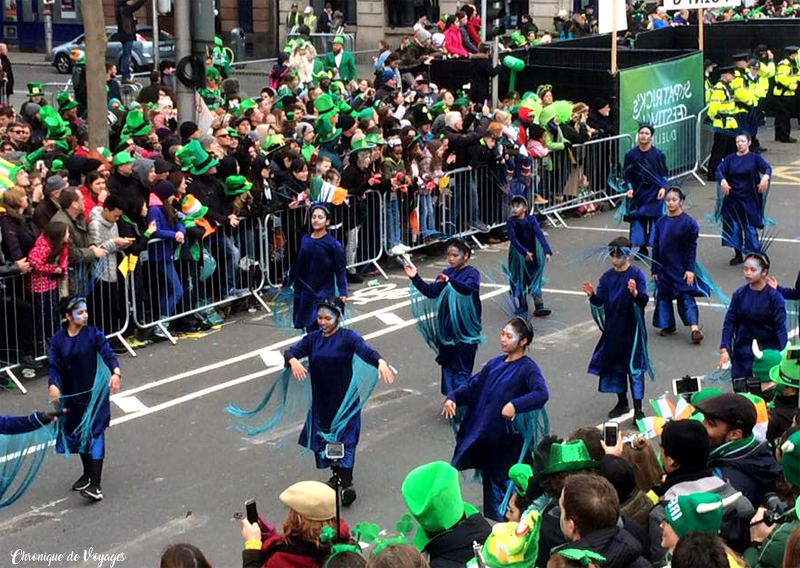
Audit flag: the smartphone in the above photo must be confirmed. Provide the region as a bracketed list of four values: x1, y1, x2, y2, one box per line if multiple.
[325, 442, 345, 460]
[245, 499, 258, 524]
[672, 376, 702, 396]
[602, 422, 619, 447]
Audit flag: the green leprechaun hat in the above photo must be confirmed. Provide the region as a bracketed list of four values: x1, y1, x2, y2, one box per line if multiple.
[224, 175, 252, 196]
[540, 440, 599, 476]
[314, 93, 338, 118]
[261, 133, 286, 156]
[122, 109, 152, 138]
[365, 132, 385, 146]
[509, 464, 533, 496]
[39, 106, 71, 140]
[348, 134, 375, 155]
[401, 461, 479, 551]
[412, 103, 433, 125]
[468, 509, 541, 568]
[315, 116, 341, 145]
[27, 82, 44, 97]
[111, 150, 136, 167]
[176, 140, 218, 176]
[56, 92, 78, 113]
[752, 339, 785, 383]
[768, 345, 800, 388]
[664, 492, 740, 538]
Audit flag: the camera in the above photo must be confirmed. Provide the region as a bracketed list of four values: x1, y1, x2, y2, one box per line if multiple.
[325, 442, 345, 461]
[732, 376, 763, 396]
[673, 375, 702, 397]
[763, 492, 793, 526]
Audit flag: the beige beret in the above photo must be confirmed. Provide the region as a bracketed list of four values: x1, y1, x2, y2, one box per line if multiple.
[279, 481, 336, 521]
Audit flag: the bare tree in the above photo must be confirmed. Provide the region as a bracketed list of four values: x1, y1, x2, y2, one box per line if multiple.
[81, 0, 109, 149]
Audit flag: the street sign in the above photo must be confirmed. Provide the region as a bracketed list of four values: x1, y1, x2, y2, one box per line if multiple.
[663, 0, 741, 10]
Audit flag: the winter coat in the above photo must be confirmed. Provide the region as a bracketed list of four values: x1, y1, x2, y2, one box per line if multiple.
[743, 519, 800, 568]
[649, 471, 755, 560]
[443, 116, 490, 169]
[51, 209, 94, 295]
[422, 512, 493, 568]
[187, 174, 231, 226]
[80, 185, 104, 223]
[621, 489, 654, 531]
[444, 26, 469, 57]
[470, 58, 500, 104]
[1, 210, 39, 261]
[108, 170, 145, 220]
[88, 206, 122, 283]
[556, 526, 651, 568]
[145, 196, 186, 263]
[459, 26, 478, 54]
[26, 234, 68, 293]
[33, 198, 59, 231]
[115, 0, 147, 42]
[709, 441, 781, 509]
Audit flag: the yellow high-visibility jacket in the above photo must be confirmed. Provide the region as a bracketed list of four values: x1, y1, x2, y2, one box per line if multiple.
[709, 81, 739, 129]
[758, 60, 775, 79]
[731, 71, 757, 109]
[773, 57, 799, 97]
[705, 75, 714, 104]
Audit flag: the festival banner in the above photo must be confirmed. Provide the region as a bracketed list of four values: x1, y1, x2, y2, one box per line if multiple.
[618, 53, 704, 173]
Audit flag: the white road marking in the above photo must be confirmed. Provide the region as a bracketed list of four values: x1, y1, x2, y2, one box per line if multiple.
[375, 312, 406, 326]
[113, 396, 148, 413]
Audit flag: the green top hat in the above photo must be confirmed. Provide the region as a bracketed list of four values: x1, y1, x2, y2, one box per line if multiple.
[261, 133, 286, 156]
[315, 117, 341, 144]
[225, 175, 252, 196]
[314, 93, 337, 117]
[768, 345, 800, 388]
[112, 150, 136, 167]
[56, 92, 78, 112]
[412, 104, 433, 125]
[177, 140, 218, 175]
[664, 492, 737, 537]
[27, 82, 44, 97]
[540, 440, 599, 476]
[39, 106, 71, 140]
[365, 132, 385, 146]
[474, 509, 542, 568]
[510, 31, 527, 47]
[781, 430, 800, 488]
[333, 36, 345, 46]
[349, 136, 375, 155]
[430, 100, 448, 116]
[122, 109, 151, 139]
[401, 461, 479, 551]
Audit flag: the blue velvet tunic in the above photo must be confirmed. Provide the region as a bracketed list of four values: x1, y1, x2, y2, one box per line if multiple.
[411, 265, 482, 374]
[507, 214, 553, 271]
[623, 146, 668, 220]
[288, 233, 348, 329]
[48, 326, 119, 455]
[0, 414, 44, 435]
[588, 265, 650, 379]
[715, 152, 772, 229]
[651, 212, 702, 300]
[449, 355, 549, 478]
[284, 327, 381, 469]
[721, 285, 787, 379]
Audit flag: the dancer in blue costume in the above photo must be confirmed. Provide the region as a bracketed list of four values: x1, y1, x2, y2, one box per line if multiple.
[442, 318, 549, 522]
[718, 252, 787, 380]
[48, 297, 121, 502]
[583, 236, 652, 420]
[285, 204, 348, 332]
[284, 297, 394, 507]
[0, 412, 59, 435]
[506, 195, 553, 317]
[768, 269, 800, 337]
[715, 132, 771, 266]
[623, 124, 668, 256]
[651, 187, 704, 344]
[405, 238, 483, 395]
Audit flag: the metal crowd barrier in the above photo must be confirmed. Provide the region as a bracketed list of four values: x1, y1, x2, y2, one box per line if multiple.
[129, 216, 269, 344]
[661, 113, 701, 183]
[537, 134, 633, 228]
[263, 189, 386, 287]
[0, 259, 133, 394]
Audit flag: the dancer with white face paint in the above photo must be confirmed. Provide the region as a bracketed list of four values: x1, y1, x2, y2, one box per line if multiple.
[583, 236, 651, 421]
[285, 203, 348, 332]
[442, 318, 549, 522]
[48, 296, 121, 502]
[718, 252, 787, 380]
[284, 297, 394, 508]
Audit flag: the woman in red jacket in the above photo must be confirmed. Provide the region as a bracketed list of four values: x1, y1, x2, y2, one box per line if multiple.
[240, 481, 351, 568]
[26, 221, 69, 352]
[443, 15, 469, 57]
[464, 4, 482, 48]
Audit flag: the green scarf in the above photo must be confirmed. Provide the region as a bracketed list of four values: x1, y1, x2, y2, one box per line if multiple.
[709, 434, 756, 460]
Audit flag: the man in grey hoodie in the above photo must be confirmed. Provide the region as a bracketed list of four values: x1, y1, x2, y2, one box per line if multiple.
[648, 419, 754, 565]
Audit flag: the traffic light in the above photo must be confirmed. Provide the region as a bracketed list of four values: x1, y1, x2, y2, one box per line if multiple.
[485, 0, 506, 42]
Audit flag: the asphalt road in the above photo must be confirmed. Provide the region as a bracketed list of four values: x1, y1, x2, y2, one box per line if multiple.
[0, 125, 798, 567]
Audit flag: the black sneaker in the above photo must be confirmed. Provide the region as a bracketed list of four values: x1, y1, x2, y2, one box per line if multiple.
[633, 410, 646, 421]
[659, 327, 677, 336]
[80, 485, 103, 501]
[729, 253, 744, 266]
[608, 402, 630, 419]
[638, 246, 649, 258]
[346, 272, 364, 284]
[342, 486, 357, 507]
[71, 474, 90, 492]
[533, 308, 551, 317]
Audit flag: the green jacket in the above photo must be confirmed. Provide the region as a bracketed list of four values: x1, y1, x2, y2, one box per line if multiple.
[323, 50, 358, 83]
[743, 520, 799, 568]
